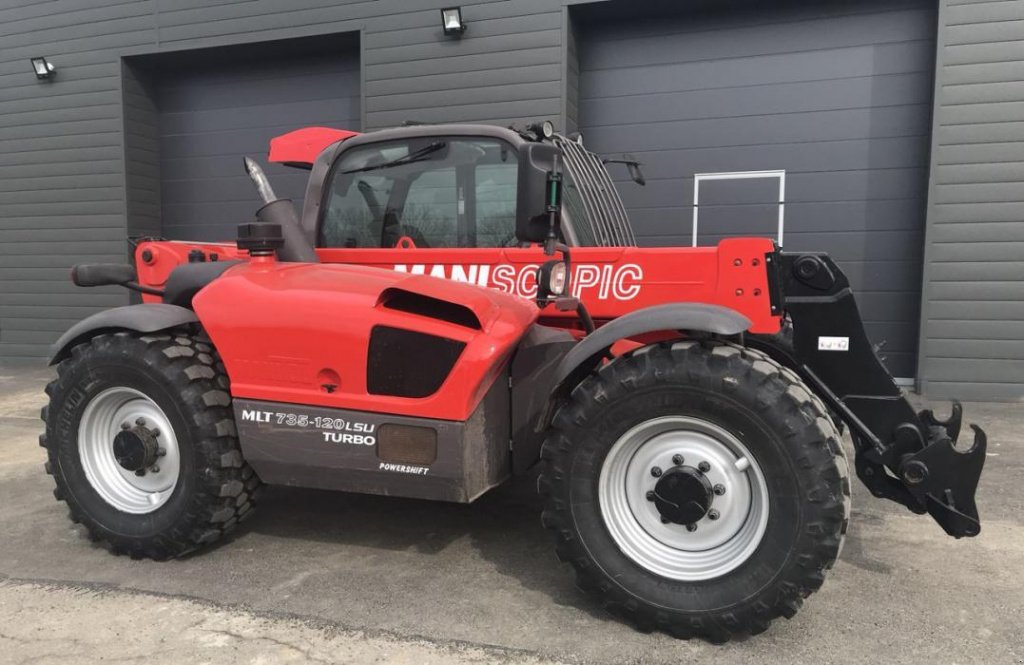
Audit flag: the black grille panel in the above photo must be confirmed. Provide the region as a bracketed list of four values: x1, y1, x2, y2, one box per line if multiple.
[554, 135, 637, 247]
[367, 326, 465, 398]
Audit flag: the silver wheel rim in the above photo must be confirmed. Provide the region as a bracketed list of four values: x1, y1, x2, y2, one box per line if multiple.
[598, 416, 769, 581]
[78, 387, 181, 514]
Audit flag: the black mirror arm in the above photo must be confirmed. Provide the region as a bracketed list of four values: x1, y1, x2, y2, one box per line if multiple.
[602, 157, 647, 186]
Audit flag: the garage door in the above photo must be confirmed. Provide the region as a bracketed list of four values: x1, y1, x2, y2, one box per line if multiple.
[157, 39, 360, 242]
[576, 0, 936, 378]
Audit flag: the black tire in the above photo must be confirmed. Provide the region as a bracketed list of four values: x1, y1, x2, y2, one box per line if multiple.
[538, 341, 850, 642]
[40, 328, 260, 559]
[750, 318, 845, 434]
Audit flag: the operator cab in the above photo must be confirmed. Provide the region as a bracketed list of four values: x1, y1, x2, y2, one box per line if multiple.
[297, 123, 640, 252]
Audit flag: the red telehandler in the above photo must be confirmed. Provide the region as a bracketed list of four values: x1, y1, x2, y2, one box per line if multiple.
[40, 122, 986, 641]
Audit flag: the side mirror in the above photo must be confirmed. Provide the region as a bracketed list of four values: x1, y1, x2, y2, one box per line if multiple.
[515, 142, 562, 245]
[625, 154, 646, 187]
[603, 154, 646, 186]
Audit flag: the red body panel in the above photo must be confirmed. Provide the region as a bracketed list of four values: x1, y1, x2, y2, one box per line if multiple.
[136, 238, 780, 334]
[137, 241, 241, 299]
[191, 258, 538, 421]
[268, 127, 359, 167]
[136, 237, 779, 419]
[313, 238, 781, 334]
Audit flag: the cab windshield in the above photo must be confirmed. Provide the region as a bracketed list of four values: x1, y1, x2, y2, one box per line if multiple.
[320, 138, 519, 249]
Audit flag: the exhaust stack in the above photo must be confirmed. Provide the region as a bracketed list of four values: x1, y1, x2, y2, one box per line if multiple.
[244, 156, 278, 205]
[240, 156, 319, 264]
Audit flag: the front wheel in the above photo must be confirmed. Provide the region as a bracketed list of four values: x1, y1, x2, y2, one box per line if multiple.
[538, 341, 850, 642]
[40, 329, 260, 559]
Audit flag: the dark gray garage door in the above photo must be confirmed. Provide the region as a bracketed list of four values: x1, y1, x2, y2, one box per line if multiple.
[157, 39, 360, 242]
[575, 0, 936, 378]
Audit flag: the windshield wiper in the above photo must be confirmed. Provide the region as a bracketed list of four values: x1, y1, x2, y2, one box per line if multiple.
[342, 141, 447, 174]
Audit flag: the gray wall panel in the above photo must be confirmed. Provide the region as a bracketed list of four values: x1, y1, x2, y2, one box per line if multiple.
[0, 0, 569, 357]
[122, 59, 161, 238]
[919, 0, 1024, 401]
[576, 0, 936, 378]
[153, 41, 361, 241]
[0, 0, 1020, 404]
[0, 4, 143, 359]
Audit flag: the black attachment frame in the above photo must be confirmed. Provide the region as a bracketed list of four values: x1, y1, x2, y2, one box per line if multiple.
[749, 250, 986, 538]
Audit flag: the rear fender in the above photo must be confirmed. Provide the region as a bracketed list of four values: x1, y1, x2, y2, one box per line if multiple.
[540, 303, 751, 429]
[49, 304, 198, 365]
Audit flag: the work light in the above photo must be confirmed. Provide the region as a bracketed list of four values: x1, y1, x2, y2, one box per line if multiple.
[538, 260, 568, 299]
[441, 7, 466, 36]
[30, 57, 55, 79]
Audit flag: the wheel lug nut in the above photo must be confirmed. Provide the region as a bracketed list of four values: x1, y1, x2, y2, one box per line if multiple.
[120, 422, 131, 431]
[150, 465, 159, 473]
[713, 484, 726, 496]
[157, 448, 166, 458]
[646, 490, 655, 502]
[660, 516, 670, 524]
[135, 417, 146, 426]
[134, 469, 146, 477]
[698, 461, 711, 473]
[151, 428, 161, 437]
[650, 466, 663, 478]
[671, 454, 684, 466]
[708, 509, 720, 521]
[686, 523, 698, 532]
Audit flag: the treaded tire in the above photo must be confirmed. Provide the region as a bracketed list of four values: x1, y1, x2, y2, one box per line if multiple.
[40, 328, 260, 559]
[538, 341, 850, 642]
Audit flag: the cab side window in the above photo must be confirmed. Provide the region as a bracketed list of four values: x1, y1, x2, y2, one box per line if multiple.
[320, 173, 394, 248]
[476, 162, 518, 247]
[319, 138, 518, 248]
[402, 166, 458, 247]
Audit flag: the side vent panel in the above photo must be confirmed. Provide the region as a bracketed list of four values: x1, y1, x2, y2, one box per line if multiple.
[367, 326, 466, 398]
[380, 288, 481, 330]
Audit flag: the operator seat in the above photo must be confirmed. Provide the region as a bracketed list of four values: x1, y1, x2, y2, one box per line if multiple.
[381, 207, 429, 248]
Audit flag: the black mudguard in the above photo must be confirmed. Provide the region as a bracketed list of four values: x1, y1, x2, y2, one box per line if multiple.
[547, 302, 751, 404]
[49, 304, 198, 365]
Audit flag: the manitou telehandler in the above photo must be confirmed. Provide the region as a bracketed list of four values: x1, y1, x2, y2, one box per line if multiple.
[41, 121, 986, 642]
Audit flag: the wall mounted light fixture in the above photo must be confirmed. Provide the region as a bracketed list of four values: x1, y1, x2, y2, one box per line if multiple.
[31, 56, 56, 79]
[441, 7, 467, 36]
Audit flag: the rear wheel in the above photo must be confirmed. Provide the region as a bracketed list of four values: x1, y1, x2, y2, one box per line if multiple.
[539, 341, 850, 642]
[40, 329, 260, 559]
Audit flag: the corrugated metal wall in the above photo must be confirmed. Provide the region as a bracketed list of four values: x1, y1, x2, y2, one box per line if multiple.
[0, 0, 1022, 400]
[574, 0, 936, 379]
[0, 0, 566, 360]
[0, 1, 146, 360]
[919, 0, 1024, 401]
[153, 39, 361, 241]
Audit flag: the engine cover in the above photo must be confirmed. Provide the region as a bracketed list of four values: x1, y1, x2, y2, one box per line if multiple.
[192, 260, 538, 422]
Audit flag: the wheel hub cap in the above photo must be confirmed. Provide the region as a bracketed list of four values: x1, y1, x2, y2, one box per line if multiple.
[112, 427, 159, 472]
[652, 466, 713, 525]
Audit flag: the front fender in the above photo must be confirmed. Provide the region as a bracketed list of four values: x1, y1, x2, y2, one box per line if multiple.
[541, 303, 751, 428]
[49, 304, 198, 365]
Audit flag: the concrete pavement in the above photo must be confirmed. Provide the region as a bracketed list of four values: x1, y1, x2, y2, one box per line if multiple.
[1, 362, 1022, 664]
